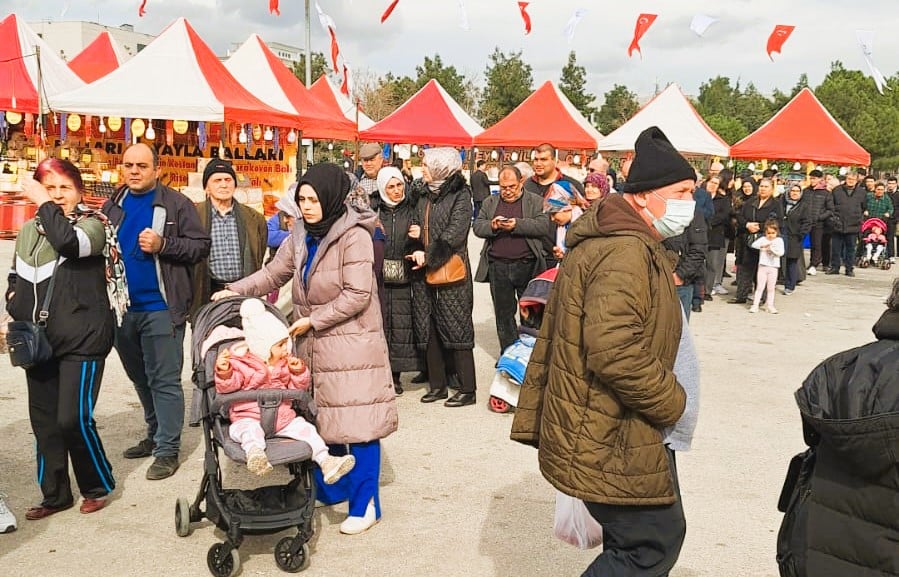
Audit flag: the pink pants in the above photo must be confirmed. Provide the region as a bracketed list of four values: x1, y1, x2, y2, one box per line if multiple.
[753, 264, 778, 309]
[229, 417, 327, 463]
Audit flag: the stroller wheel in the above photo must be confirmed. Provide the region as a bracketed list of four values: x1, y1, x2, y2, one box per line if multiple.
[488, 396, 513, 414]
[175, 497, 192, 537]
[207, 543, 240, 577]
[883, 260, 892, 270]
[274, 537, 310, 573]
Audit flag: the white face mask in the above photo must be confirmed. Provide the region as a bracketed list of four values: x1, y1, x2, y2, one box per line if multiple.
[644, 193, 696, 238]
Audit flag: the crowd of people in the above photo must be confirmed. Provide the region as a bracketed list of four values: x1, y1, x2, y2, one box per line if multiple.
[2, 131, 896, 577]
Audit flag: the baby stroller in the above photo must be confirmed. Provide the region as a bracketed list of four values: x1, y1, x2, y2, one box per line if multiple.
[178, 296, 317, 576]
[857, 217, 892, 270]
[489, 268, 558, 413]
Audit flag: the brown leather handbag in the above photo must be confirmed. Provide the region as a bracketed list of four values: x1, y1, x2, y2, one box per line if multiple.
[423, 201, 467, 286]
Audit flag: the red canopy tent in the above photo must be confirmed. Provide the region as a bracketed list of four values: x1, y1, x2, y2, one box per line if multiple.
[730, 88, 870, 166]
[0, 13, 83, 114]
[309, 75, 375, 131]
[226, 35, 358, 140]
[359, 79, 483, 146]
[474, 81, 603, 150]
[68, 31, 127, 84]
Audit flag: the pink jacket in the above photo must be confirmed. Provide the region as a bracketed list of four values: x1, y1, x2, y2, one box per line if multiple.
[214, 342, 311, 432]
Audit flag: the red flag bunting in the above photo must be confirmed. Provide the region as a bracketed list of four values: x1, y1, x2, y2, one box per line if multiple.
[766, 24, 795, 61]
[628, 13, 657, 58]
[328, 28, 341, 74]
[381, 0, 400, 23]
[518, 2, 532, 35]
[269, 0, 280, 16]
[138, 0, 148, 17]
[340, 65, 350, 96]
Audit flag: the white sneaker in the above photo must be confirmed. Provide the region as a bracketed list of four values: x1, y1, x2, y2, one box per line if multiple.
[246, 448, 273, 476]
[807, 266, 817, 276]
[339, 499, 379, 535]
[749, 306, 759, 313]
[768, 307, 779, 314]
[713, 284, 729, 295]
[0, 495, 17, 533]
[321, 454, 356, 485]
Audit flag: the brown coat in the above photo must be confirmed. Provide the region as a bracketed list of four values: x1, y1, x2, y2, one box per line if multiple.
[510, 194, 686, 506]
[228, 208, 398, 444]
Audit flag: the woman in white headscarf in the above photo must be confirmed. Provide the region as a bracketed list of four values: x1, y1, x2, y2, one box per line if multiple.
[376, 166, 425, 396]
[407, 148, 477, 408]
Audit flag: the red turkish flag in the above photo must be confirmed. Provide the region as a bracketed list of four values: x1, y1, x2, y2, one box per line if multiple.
[628, 13, 657, 58]
[269, 0, 280, 16]
[381, 0, 400, 23]
[328, 28, 341, 73]
[518, 2, 532, 35]
[340, 65, 350, 96]
[138, 0, 148, 17]
[766, 24, 795, 61]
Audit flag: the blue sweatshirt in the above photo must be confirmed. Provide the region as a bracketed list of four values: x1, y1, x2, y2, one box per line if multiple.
[120, 190, 167, 311]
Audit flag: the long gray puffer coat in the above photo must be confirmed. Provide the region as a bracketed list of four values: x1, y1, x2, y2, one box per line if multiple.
[408, 172, 475, 350]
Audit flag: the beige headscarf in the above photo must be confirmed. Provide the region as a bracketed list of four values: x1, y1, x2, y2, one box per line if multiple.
[423, 147, 462, 192]
[377, 167, 406, 208]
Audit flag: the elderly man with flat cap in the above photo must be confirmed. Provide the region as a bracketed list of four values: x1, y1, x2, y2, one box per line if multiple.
[190, 158, 267, 320]
[512, 126, 700, 576]
[358, 142, 384, 210]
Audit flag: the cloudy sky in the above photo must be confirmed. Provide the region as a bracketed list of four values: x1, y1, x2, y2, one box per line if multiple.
[4, 0, 899, 100]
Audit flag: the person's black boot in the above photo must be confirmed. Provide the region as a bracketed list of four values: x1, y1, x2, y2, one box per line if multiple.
[392, 372, 403, 396]
[410, 372, 429, 384]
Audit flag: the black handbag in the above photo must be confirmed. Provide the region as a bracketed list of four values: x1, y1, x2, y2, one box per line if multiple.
[7, 258, 58, 369]
[382, 258, 410, 285]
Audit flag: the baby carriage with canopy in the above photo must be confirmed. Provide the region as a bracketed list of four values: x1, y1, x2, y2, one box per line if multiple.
[857, 217, 892, 270]
[488, 267, 558, 413]
[177, 296, 317, 577]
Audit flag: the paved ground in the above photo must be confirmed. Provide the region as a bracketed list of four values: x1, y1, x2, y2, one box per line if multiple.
[0, 234, 893, 577]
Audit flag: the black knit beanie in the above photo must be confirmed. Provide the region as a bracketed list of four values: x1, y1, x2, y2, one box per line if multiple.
[620, 126, 696, 193]
[202, 158, 237, 188]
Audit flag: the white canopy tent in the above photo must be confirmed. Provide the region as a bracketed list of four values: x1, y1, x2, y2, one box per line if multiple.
[597, 84, 730, 157]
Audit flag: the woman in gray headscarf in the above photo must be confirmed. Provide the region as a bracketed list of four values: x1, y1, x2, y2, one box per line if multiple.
[407, 148, 477, 407]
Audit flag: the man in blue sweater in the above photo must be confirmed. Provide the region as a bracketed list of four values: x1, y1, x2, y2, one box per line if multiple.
[103, 143, 210, 480]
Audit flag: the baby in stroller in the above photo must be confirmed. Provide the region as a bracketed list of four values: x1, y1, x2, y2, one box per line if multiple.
[488, 268, 558, 413]
[859, 217, 891, 269]
[215, 298, 355, 482]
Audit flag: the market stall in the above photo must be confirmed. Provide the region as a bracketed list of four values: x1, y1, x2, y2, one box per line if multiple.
[67, 31, 128, 84]
[309, 75, 375, 131]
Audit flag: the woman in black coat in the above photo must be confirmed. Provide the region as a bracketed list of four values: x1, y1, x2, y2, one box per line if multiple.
[376, 167, 424, 395]
[782, 184, 812, 294]
[407, 148, 477, 408]
[731, 178, 784, 304]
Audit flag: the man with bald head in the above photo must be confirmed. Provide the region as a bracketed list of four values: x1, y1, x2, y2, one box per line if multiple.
[102, 143, 210, 480]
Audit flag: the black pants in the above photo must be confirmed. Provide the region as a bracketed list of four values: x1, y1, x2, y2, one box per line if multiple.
[887, 220, 896, 258]
[27, 357, 115, 508]
[831, 233, 858, 272]
[426, 323, 476, 394]
[583, 448, 686, 577]
[810, 226, 831, 268]
[488, 258, 536, 353]
[736, 250, 760, 300]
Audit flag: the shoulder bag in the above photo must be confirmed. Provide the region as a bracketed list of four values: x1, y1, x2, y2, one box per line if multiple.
[382, 258, 410, 285]
[423, 200, 466, 286]
[7, 258, 59, 369]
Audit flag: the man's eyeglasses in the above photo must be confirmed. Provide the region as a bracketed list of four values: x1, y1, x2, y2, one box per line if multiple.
[499, 184, 520, 192]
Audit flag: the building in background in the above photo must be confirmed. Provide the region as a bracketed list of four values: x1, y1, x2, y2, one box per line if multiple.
[227, 40, 304, 66]
[28, 21, 156, 61]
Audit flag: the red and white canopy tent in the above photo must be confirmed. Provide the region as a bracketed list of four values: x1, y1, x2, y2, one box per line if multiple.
[309, 75, 375, 132]
[67, 31, 128, 84]
[360, 79, 483, 147]
[597, 84, 730, 157]
[226, 34, 357, 141]
[730, 87, 870, 166]
[0, 13, 84, 114]
[473, 81, 604, 150]
[50, 18, 298, 127]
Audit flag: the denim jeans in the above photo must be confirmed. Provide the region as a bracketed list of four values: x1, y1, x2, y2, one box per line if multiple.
[830, 233, 857, 273]
[676, 285, 694, 322]
[114, 309, 185, 457]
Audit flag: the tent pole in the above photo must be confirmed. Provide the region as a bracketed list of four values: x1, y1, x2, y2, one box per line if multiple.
[36, 45, 44, 158]
[304, 0, 311, 87]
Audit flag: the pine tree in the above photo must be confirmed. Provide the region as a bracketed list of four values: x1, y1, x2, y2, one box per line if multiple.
[558, 51, 597, 123]
[479, 48, 533, 127]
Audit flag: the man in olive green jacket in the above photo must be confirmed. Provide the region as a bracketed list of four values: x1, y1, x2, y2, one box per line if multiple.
[511, 126, 697, 576]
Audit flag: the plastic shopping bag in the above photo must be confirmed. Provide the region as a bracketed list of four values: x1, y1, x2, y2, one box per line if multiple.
[553, 490, 603, 550]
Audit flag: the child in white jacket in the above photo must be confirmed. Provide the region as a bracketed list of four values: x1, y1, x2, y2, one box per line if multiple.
[750, 221, 785, 314]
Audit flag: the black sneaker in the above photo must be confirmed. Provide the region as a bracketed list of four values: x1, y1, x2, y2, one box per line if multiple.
[410, 372, 429, 384]
[825, 268, 840, 275]
[123, 438, 155, 459]
[845, 270, 855, 277]
[146, 456, 179, 480]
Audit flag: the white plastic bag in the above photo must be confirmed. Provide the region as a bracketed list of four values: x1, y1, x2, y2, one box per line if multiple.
[553, 490, 603, 549]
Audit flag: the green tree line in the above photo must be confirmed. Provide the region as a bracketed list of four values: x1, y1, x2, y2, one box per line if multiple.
[296, 51, 899, 169]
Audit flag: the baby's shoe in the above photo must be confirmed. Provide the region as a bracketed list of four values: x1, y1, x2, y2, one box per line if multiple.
[246, 448, 272, 476]
[321, 454, 355, 485]
[768, 307, 779, 314]
[748, 306, 759, 313]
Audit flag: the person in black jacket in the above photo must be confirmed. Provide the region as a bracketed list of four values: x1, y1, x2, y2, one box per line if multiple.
[102, 143, 210, 481]
[782, 184, 812, 294]
[803, 170, 831, 275]
[469, 159, 491, 221]
[663, 207, 707, 319]
[779, 278, 899, 577]
[705, 176, 734, 298]
[826, 171, 866, 276]
[7, 159, 119, 519]
[730, 178, 783, 304]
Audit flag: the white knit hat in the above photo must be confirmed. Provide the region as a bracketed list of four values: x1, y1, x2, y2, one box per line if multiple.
[240, 298, 290, 360]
